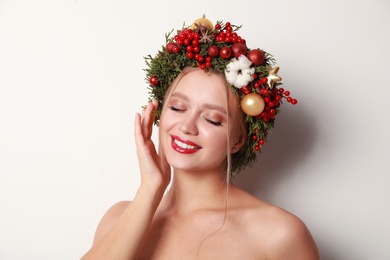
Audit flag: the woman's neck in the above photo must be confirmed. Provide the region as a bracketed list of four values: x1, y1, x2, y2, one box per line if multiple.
[163, 168, 230, 216]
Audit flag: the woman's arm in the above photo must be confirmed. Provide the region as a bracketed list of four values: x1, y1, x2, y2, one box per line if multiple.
[81, 187, 165, 259]
[81, 100, 171, 259]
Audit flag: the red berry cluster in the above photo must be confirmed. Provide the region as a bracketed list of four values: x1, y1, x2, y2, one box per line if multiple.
[165, 27, 211, 69]
[163, 22, 250, 71]
[251, 128, 266, 151]
[214, 22, 246, 44]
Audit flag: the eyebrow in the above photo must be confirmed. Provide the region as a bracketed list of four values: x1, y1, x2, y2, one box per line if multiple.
[171, 91, 227, 115]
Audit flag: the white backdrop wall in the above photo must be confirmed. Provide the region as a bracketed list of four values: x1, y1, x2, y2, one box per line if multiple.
[0, 0, 389, 259]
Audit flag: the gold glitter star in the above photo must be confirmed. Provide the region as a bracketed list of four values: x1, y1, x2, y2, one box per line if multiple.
[266, 66, 282, 89]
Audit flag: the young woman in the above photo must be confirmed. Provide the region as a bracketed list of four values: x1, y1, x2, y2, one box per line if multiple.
[82, 17, 319, 259]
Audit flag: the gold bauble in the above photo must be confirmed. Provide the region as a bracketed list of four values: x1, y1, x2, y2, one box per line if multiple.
[241, 93, 265, 116]
[191, 17, 214, 31]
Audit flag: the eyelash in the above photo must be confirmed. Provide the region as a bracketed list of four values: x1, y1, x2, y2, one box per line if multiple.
[206, 119, 223, 126]
[168, 106, 183, 112]
[169, 106, 223, 126]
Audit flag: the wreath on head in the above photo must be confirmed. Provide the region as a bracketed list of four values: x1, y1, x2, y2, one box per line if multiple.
[144, 16, 297, 174]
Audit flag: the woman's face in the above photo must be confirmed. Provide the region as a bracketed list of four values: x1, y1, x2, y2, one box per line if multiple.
[159, 69, 231, 173]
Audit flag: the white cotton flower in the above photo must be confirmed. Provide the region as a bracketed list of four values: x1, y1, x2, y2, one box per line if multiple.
[224, 55, 255, 89]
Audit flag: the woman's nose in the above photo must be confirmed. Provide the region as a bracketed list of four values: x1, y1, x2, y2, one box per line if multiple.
[178, 115, 199, 135]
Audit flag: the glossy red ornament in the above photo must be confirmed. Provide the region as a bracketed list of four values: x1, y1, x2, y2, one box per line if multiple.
[166, 42, 176, 54]
[231, 43, 247, 58]
[247, 49, 265, 66]
[207, 45, 219, 57]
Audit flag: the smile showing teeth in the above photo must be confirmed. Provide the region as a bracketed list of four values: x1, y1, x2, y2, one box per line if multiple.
[171, 135, 201, 154]
[174, 139, 198, 150]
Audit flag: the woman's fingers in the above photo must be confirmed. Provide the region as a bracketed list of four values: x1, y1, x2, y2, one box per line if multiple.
[134, 112, 145, 150]
[141, 101, 157, 140]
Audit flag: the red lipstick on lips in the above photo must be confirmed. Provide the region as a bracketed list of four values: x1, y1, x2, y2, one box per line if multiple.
[171, 135, 202, 154]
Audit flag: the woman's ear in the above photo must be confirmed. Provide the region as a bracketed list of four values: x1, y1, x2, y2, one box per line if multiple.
[231, 134, 245, 154]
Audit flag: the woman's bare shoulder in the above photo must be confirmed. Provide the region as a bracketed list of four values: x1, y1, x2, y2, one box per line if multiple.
[256, 205, 320, 259]
[92, 201, 131, 245]
[229, 186, 320, 259]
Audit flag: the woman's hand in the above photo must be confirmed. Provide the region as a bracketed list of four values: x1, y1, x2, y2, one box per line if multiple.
[134, 100, 171, 192]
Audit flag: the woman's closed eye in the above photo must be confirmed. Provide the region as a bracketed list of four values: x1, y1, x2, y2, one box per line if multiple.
[205, 118, 223, 126]
[168, 105, 184, 112]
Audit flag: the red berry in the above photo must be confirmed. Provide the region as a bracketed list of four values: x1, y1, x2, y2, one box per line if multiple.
[240, 85, 251, 95]
[258, 139, 265, 145]
[186, 45, 193, 52]
[215, 23, 221, 29]
[183, 38, 190, 45]
[186, 52, 194, 59]
[287, 97, 292, 103]
[196, 55, 204, 63]
[284, 90, 290, 96]
[149, 76, 159, 86]
[192, 39, 200, 46]
[252, 135, 257, 140]
[291, 99, 298, 105]
[176, 39, 183, 45]
[268, 101, 275, 107]
[193, 46, 200, 53]
[219, 46, 231, 59]
[173, 45, 180, 53]
[200, 63, 207, 70]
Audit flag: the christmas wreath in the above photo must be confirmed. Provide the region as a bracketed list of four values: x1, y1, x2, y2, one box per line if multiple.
[144, 16, 297, 174]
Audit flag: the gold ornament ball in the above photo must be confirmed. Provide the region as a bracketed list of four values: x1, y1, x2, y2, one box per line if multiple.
[241, 93, 265, 116]
[191, 17, 214, 31]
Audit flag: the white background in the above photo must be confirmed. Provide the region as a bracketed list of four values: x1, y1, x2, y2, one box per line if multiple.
[0, 0, 389, 259]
